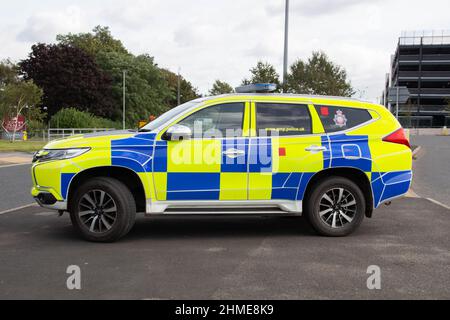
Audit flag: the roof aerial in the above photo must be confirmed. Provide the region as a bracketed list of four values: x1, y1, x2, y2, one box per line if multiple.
[235, 83, 277, 93]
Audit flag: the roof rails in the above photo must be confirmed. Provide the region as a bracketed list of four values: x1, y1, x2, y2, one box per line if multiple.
[235, 83, 277, 93]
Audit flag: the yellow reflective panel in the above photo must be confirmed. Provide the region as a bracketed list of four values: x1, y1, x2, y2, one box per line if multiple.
[167, 139, 221, 173]
[308, 104, 325, 134]
[248, 173, 272, 200]
[369, 140, 412, 172]
[153, 172, 168, 201]
[138, 172, 154, 199]
[220, 173, 248, 200]
[271, 136, 324, 173]
[242, 101, 251, 137]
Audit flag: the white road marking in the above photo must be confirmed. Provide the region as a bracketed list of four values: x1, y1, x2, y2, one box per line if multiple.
[427, 198, 450, 211]
[0, 203, 38, 215]
[405, 189, 420, 198]
[0, 163, 30, 169]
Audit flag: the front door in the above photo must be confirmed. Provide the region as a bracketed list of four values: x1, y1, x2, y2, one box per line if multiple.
[153, 102, 250, 201]
[248, 102, 324, 204]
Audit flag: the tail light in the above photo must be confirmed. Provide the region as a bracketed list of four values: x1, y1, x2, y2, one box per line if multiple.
[383, 128, 411, 149]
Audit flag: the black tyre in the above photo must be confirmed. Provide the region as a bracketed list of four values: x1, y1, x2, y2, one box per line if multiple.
[305, 176, 365, 237]
[69, 177, 136, 242]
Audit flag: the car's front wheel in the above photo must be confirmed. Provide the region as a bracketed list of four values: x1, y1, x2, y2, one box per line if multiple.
[306, 177, 365, 237]
[69, 177, 136, 242]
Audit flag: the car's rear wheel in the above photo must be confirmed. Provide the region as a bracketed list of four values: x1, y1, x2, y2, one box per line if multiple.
[69, 177, 136, 242]
[306, 177, 365, 237]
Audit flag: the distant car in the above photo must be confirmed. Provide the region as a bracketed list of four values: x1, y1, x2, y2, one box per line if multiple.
[31, 84, 412, 242]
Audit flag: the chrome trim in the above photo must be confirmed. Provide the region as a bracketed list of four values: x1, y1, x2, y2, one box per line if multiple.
[35, 199, 67, 211]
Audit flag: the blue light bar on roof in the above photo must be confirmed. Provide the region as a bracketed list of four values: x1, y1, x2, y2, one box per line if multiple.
[235, 83, 277, 93]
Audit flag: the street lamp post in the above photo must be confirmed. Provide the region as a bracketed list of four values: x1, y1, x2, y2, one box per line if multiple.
[177, 68, 181, 106]
[283, 0, 290, 90]
[122, 70, 126, 130]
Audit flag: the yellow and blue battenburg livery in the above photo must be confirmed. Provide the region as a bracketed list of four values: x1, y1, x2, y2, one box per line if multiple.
[31, 91, 413, 240]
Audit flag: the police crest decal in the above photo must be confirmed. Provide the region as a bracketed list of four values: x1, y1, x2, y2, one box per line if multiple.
[334, 110, 347, 128]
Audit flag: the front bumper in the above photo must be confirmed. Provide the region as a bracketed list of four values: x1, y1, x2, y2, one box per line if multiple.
[31, 186, 67, 211]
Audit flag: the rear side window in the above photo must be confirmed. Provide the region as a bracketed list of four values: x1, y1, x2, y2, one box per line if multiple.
[315, 106, 372, 133]
[256, 103, 312, 136]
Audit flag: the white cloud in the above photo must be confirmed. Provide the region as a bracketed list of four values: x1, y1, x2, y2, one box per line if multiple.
[2, 0, 450, 102]
[17, 6, 84, 43]
[101, 0, 157, 29]
[266, 0, 381, 17]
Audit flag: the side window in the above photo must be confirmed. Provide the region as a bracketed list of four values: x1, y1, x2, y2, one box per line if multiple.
[177, 103, 244, 137]
[315, 106, 372, 133]
[256, 103, 312, 136]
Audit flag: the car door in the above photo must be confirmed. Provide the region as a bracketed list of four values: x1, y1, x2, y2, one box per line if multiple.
[248, 102, 324, 204]
[152, 102, 250, 201]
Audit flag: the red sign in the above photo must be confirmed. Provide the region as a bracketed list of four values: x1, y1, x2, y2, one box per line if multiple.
[2, 115, 26, 133]
[320, 107, 329, 116]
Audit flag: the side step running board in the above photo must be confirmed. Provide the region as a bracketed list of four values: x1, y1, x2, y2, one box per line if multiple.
[163, 207, 290, 215]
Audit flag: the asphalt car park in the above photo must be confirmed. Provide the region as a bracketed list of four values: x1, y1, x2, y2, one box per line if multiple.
[0, 136, 449, 299]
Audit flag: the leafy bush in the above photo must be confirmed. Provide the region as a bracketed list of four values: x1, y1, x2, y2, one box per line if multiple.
[26, 119, 46, 138]
[50, 108, 120, 129]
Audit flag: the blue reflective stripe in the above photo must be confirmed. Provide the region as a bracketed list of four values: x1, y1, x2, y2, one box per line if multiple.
[221, 138, 249, 173]
[167, 191, 220, 201]
[372, 170, 413, 207]
[167, 173, 220, 192]
[249, 137, 272, 173]
[297, 173, 314, 201]
[61, 173, 76, 200]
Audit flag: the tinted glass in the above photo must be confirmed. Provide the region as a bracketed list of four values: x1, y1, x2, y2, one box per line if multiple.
[178, 103, 244, 137]
[256, 103, 311, 136]
[315, 106, 372, 133]
[140, 99, 203, 132]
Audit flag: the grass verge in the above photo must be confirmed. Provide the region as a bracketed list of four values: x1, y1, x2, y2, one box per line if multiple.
[0, 140, 46, 153]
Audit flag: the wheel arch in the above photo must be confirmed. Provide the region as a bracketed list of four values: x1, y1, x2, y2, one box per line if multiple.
[67, 166, 147, 213]
[303, 167, 374, 218]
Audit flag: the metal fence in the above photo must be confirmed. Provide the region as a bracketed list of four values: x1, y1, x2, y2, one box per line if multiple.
[399, 30, 450, 45]
[47, 128, 117, 141]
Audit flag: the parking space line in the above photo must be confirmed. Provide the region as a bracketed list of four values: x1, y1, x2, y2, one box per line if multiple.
[0, 203, 38, 215]
[427, 198, 450, 211]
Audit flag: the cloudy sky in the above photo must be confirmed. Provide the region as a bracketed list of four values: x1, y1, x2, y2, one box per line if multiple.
[1, 0, 450, 102]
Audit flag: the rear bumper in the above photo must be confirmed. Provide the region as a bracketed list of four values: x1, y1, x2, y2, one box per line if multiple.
[372, 170, 413, 208]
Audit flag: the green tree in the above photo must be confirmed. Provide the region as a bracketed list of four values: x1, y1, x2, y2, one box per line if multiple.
[0, 60, 19, 87]
[209, 80, 234, 95]
[95, 51, 172, 126]
[56, 26, 129, 57]
[161, 69, 201, 107]
[50, 108, 119, 129]
[0, 80, 44, 141]
[56, 26, 177, 126]
[19, 43, 114, 119]
[242, 61, 281, 90]
[286, 51, 355, 97]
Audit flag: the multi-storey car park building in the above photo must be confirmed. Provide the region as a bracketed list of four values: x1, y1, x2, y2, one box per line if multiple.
[382, 31, 450, 128]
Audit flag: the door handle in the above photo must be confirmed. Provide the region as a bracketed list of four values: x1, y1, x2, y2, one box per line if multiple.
[223, 149, 245, 158]
[305, 145, 327, 153]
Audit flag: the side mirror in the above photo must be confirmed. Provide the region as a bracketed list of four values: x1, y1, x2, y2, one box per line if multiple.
[163, 124, 192, 141]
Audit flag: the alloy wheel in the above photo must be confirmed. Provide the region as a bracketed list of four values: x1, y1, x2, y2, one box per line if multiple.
[319, 188, 357, 229]
[78, 190, 117, 233]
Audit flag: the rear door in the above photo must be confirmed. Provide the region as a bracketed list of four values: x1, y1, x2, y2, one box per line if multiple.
[248, 102, 324, 204]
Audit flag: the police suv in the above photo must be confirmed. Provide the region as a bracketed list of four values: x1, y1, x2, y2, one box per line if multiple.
[32, 84, 412, 242]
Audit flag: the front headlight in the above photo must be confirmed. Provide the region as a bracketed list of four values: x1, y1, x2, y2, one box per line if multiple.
[33, 148, 90, 163]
